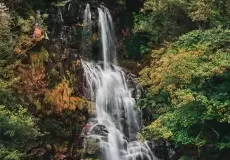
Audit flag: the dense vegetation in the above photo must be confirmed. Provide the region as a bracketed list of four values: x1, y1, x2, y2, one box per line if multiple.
[1, 0, 230, 159]
[136, 0, 230, 159]
[0, 3, 41, 159]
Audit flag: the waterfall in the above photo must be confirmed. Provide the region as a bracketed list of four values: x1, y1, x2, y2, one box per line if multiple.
[81, 5, 157, 160]
[98, 6, 117, 69]
[82, 4, 92, 60]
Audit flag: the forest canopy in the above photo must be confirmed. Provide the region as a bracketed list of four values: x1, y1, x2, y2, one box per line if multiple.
[136, 0, 230, 159]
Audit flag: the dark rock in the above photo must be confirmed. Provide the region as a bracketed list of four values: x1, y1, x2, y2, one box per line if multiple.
[83, 137, 100, 155]
[90, 124, 109, 136]
[80, 121, 109, 138]
[26, 143, 56, 160]
[147, 140, 177, 160]
[55, 154, 75, 160]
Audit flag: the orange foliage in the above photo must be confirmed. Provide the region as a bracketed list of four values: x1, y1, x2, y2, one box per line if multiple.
[14, 28, 44, 55]
[31, 27, 45, 42]
[93, 33, 99, 41]
[30, 53, 39, 62]
[14, 48, 23, 54]
[34, 27, 42, 38]
[15, 65, 46, 98]
[44, 79, 89, 113]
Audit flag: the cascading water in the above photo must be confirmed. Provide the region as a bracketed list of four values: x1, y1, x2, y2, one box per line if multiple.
[82, 4, 92, 60]
[81, 5, 157, 160]
[98, 6, 117, 68]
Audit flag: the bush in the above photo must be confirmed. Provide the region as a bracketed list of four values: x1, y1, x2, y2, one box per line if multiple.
[133, 12, 190, 44]
[0, 105, 41, 159]
[0, 145, 23, 160]
[0, 4, 41, 159]
[123, 32, 150, 59]
[143, 0, 230, 28]
[138, 28, 230, 158]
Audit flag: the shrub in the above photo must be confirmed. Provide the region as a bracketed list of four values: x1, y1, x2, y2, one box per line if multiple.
[138, 28, 230, 157]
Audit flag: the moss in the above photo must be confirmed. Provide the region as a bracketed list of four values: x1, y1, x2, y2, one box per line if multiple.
[47, 68, 62, 88]
[51, 1, 68, 7]
[28, 47, 49, 68]
[118, 60, 142, 75]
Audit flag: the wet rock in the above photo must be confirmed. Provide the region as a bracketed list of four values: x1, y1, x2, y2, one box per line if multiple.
[26, 143, 56, 160]
[55, 154, 75, 160]
[81, 121, 109, 138]
[147, 140, 177, 160]
[80, 122, 95, 136]
[126, 71, 143, 101]
[55, 154, 67, 160]
[83, 137, 100, 154]
[89, 124, 109, 136]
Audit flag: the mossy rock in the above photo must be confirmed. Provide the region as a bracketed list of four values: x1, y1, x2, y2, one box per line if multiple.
[83, 137, 100, 155]
[28, 47, 49, 68]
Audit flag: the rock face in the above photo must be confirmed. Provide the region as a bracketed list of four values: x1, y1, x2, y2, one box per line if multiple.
[147, 140, 177, 160]
[79, 123, 106, 159]
[126, 72, 143, 101]
[26, 143, 56, 160]
[34, 1, 149, 160]
[47, 1, 100, 60]
[45, 1, 101, 98]
[83, 137, 100, 154]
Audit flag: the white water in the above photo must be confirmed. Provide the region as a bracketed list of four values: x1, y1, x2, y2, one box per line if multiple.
[82, 5, 157, 160]
[98, 6, 117, 69]
[82, 4, 92, 60]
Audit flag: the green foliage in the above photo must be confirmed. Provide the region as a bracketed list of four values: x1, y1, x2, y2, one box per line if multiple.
[0, 105, 41, 159]
[132, 0, 230, 60]
[137, 91, 171, 124]
[0, 3, 41, 159]
[0, 77, 41, 158]
[0, 105, 41, 144]
[29, 47, 49, 68]
[51, 1, 70, 7]
[0, 3, 15, 69]
[17, 16, 35, 33]
[0, 89, 41, 158]
[0, 145, 23, 160]
[117, 0, 126, 5]
[133, 11, 190, 44]
[178, 156, 197, 160]
[140, 28, 230, 91]
[139, 28, 230, 156]
[123, 32, 150, 59]
[217, 137, 230, 150]
[143, 0, 230, 28]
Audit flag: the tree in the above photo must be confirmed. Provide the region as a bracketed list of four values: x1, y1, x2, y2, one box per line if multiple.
[0, 3, 41, 159]
[138, 28, 230, 158]
[143, 0, 230, 28]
